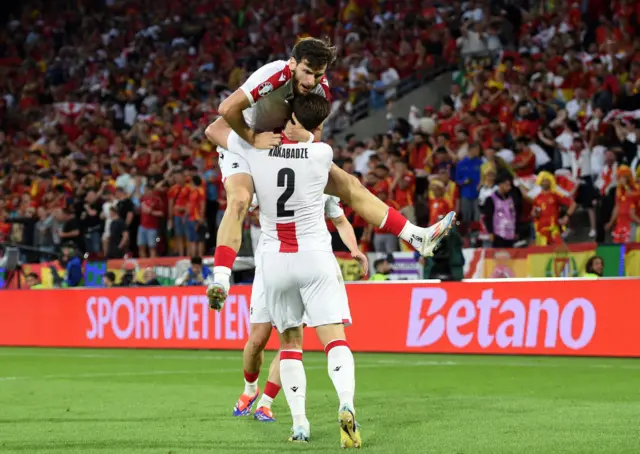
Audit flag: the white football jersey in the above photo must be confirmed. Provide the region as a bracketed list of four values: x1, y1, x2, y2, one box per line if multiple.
[231, 135, 334, 253]
[239, 60, 331, 133]
[251, 194, 343, 220]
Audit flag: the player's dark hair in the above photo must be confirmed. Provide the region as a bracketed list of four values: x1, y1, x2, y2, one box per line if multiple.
[191, 256, 203, 265]
[292, 37, 336, 69]
[291, 93, 331, 132]
[192, 175, 202, 186]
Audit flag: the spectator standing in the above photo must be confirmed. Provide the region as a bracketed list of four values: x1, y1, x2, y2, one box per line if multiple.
[80, 190, 102, 255]
[455, 142, 483, 224]
[390, 158, 417, 224]
[168, 173, 189, 257]
[34, 207, 56, 260]
[570, 136, 598, 237]
[58, 207, 82, 252]
[57, 242, 83, 288]
[484, 171, 518, 248]
[605, 166, 640, 244]
[366, 191, 399, 253]
[531, 172, 576, 246]
[186, 175, 206, 257]
[101, 188, 117, 257]
[115, 187, 135, 256]
[427, 180, 453, 226]
[138, 182, 164, 258]
[107, 207, 128, 259]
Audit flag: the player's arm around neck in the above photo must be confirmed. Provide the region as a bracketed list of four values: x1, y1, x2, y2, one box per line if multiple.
[217, 90, 255, 145]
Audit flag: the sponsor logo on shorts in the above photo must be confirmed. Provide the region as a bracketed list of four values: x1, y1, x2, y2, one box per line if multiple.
[290, 386, 299, 392]
[333, 366, 342, 372]
[406, 287, 596, 350]
[258, 82, 273, 97]
[232, 162, 239, 169]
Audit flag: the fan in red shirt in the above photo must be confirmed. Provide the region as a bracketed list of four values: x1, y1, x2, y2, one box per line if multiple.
[390, 158, 416, 223]
[186, 175, 206, 257]
[167, 173, 190, 257]
[364, 190, 401, 253]
[138, 182, 164, 258]
[606, 166, 640, 244]
[428, 179, 453, 226]
[0, 211, 11, 243]
[532, 172, 576, 246]
[512, 138, 536, 178]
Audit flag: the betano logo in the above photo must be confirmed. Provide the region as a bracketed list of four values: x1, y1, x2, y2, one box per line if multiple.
[406, 288, 596, 350]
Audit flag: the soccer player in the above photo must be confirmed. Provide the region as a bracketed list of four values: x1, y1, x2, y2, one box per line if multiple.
[204, 37, 455, 309]
[229, 94, 362, 446]
[235, 193, 367, 423]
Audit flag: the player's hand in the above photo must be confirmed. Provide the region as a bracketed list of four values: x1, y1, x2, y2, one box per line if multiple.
[558, 215, 569, 226]
[352, 251, 369, 278]
[284, 114, 313, 142]
[252, 132, 281, 149]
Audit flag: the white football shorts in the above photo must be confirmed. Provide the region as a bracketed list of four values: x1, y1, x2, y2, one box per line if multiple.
[218, 131, 252, 180]
[256, 250, 352, 333]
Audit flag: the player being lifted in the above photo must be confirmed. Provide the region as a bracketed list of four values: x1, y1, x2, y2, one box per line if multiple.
[240, 94, 361, 446]
[204, 37, 455, 309]
[235, 193, 366, 423]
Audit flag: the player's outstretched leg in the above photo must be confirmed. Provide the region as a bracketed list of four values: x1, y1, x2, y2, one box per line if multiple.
[254, 353, 282, 422]
[326, 165, 455, 257]
[279, 327, 309, 443]
[233, 323, 271, 416]
[207, 173, 254, 310]
[316, 325, 361, 449]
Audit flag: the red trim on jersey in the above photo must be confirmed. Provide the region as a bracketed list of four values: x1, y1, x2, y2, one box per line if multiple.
[280, 350, 303, 361]
[276, 222, 299, 253]
[324, 339, 350, 355]
[280, 135, 300, 145]
[249, 66, 292, 104]
[319, 76, 332, 101]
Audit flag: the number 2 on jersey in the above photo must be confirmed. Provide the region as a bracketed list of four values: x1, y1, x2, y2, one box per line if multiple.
[277, 168, 295, 217]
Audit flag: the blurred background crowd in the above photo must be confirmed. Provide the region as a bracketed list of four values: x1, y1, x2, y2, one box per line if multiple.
[0, 0, 639, 281]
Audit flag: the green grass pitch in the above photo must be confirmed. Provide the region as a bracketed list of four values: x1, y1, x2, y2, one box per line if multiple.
[0, 348, 639, 453]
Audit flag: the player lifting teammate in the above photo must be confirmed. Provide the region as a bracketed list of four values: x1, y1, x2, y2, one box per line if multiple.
[241, 93, 361, 446]
[235, 193, 366, 423]
[204, 37, 455, 310]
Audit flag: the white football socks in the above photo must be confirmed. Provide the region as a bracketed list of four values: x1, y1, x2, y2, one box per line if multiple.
[398, 221, 425, 245]
[244, 379, 258, 396]
[257, 393, 274, 409]
[280, 350, 308, 426]
[327, 343, 356, 412]
[212, 266, 231, 290]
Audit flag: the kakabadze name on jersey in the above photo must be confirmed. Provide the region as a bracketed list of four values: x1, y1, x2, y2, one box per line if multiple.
[268, 146, 309, 159]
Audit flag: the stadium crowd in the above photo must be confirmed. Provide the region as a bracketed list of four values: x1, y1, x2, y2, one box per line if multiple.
[1, 0, 640, 265]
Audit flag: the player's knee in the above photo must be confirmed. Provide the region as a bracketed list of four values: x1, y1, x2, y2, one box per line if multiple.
[226, 188, 251, 221]
[247, 325, 270, 353]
